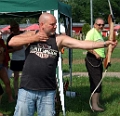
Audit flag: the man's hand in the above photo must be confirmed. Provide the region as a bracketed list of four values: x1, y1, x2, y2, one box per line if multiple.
[105, 40, 118, 48]
[90, 50, 101, 59]
[95, 54, 101, 59]
[35, 32, 48, 42]
[105, 40, 118, 52]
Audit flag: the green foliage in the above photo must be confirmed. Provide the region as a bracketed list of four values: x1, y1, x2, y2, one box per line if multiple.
[59, 76, 120, 116]
[0, 17, 38, 25]
[103, 36, 108, 41]
[82, 23, 90, 40]
[104, 31, 120, 42]
[61, 0, 120, 23]
[0, 0, 120, 24]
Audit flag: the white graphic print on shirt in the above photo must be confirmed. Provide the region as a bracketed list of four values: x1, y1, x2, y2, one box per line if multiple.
[30, 43, 58, 58]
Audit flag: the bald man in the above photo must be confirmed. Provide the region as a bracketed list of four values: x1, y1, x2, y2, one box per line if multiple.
[9, 13, 117, 116]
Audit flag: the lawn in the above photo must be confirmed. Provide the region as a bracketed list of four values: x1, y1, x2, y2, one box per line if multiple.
[59, 76, 120, 116]
[62, 43, 120, 72]
[1, 76, 120, 116]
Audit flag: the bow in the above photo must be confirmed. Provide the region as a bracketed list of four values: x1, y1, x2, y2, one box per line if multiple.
[89, 0, 116, 111]
[104, 0, 116, 69]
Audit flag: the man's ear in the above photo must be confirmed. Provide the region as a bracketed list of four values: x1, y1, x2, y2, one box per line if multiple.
[39, 22, 43, 27]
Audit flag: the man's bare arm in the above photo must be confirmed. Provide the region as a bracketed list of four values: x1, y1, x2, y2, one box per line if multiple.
[56, 35, 117, 50]
[8, 31, 48, 47]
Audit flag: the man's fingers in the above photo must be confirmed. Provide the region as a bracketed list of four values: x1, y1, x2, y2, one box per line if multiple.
[39, 39, 47, 42]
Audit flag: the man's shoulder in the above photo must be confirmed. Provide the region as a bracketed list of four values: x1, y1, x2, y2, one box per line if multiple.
[56, 33, 67, 38]
[85, 28, 95, 40]
[87, 28, 94, 34]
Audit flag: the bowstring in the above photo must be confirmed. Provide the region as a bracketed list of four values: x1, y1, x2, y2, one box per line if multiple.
[89, 69, 108, 110]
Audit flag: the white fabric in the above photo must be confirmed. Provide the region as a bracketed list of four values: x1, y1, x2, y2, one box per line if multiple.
[60, 24, 65, 34]
[11, 46, 25, 60]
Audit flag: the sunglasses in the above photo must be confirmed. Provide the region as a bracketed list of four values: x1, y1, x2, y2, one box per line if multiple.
[96, 23, 105, 27]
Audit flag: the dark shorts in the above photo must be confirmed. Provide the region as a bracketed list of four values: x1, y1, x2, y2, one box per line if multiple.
[10, 60, 25, 71]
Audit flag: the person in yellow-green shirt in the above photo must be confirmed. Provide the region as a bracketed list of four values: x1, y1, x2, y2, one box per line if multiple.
[85, 18, 106, 112]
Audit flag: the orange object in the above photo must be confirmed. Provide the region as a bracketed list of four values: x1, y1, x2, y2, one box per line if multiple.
[61, 48, 64, 54]
[64, 80, 69, 92]
[104, 14, 116, 69]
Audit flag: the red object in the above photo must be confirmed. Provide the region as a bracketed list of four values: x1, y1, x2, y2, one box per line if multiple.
[64, 80, 69, 92]
[1, 25, 24, 33]
[0, 39, 10, 68]
[24, 24, 39, 31]
[1, 25, 10, 32]
[72, 27, 82, 33]
[114, 25, 120, 30]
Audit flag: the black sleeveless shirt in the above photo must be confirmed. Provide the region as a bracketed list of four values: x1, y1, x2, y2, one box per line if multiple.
[20, 34, 59, 90]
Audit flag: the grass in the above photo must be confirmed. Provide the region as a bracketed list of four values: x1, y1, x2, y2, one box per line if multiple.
[1, 76, 120, 116]
[62, 43, 120, 72]
[0, 78, 15, 116]
[59, 76, 120, 116]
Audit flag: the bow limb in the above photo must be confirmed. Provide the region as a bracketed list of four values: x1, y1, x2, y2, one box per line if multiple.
[104, 0, 116, 69]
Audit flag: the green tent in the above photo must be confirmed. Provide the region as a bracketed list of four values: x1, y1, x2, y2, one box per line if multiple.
[0, 0, 71, 18]
[0, 0, 72, 36]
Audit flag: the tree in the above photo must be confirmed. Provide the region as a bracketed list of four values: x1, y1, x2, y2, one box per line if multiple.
[0, 0, 120, 24]
[82, 23, 91, 40]
[61, 0, 120, 24]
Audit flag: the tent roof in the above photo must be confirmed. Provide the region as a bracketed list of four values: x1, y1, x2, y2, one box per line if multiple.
[0, 0, 71, 18]
[1, 25, 10, 31]
[24, 24, 39, 31]
[114, 25, 120, 30]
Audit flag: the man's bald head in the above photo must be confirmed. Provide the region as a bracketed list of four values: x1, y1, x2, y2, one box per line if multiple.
[38, 13, 57, 36]
[39, 13, 56, 24]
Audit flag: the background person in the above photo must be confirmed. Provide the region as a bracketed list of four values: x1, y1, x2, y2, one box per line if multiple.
[8, 13, 117, 116]
[85, 18, 107, 112]
[6, 21, 25, 99]
[0, 31, 14, 103]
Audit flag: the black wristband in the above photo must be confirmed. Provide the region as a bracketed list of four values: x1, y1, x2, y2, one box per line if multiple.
[104, 41, 107, 47]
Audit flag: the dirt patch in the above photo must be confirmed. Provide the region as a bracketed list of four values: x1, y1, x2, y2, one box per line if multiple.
[63, 58, 120, 64]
